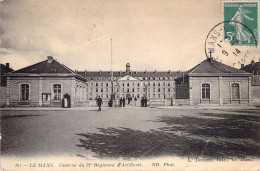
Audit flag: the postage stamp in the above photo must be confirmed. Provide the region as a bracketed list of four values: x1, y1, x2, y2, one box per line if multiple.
[223, 1, 258, 46]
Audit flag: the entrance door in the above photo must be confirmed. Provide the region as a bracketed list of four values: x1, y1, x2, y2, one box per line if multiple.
[231, 83, 240, 99]
[42, 93, 51, 106]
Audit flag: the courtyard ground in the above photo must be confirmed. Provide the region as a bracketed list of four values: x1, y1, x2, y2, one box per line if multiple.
[1, 106, 259, 160]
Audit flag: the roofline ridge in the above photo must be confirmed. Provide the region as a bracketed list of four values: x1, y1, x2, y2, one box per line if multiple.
[214, 60, 249, 73]
[12, 59, 47, 73]
[53, 59, 76, 74]
[188, 59, 206, 73]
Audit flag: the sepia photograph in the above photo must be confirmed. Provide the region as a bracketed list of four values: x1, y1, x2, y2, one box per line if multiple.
[0, 0, 259, 170]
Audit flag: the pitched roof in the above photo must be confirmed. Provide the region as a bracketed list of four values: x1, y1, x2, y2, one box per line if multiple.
[9, 57, 86, 81]
[77, 70, 185, 79]
[13, 59, 75, 74]
[241, 61, 260, 75]
[187, 58, 251, 76]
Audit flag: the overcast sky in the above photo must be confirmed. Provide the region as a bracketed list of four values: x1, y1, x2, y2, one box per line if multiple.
[0, 0, 259, 71]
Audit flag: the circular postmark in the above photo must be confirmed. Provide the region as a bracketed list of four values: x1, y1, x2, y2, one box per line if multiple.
[205, 21, 257, 68]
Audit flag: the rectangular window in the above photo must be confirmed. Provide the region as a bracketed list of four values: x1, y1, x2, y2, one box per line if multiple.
[202, 83, 210, 99]
[20, 84, 29, 100]
[53, 84, 61, 100]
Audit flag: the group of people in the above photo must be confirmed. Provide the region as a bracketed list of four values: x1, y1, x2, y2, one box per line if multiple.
[119, 96, 137, 107]
[96, 95, 148, 111]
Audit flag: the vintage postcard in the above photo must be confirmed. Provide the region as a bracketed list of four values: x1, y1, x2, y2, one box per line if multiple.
[0, 0, 259, 170]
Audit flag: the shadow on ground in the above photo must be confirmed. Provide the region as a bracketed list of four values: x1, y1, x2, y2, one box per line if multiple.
[1, 114, 46, 120]
[76, 111, 259, 159]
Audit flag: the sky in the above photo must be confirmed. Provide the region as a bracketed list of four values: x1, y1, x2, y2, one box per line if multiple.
[0, 0, 259, 71]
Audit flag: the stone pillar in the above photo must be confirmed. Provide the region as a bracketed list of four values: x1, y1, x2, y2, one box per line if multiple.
[219, 76, 223, 105]
[248, 76, 252, 105]
[39, 77, 43, 106]
[6, 77, 10, 106]
[70, 78, 76, 107]
[189, 77, 193, 105]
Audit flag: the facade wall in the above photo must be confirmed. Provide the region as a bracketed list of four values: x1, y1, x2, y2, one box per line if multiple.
[0, 86, 6, 107]
[252, 85, 260, 105]
[190, 76, 250, 105]
[86, 78, 175, 101]
[7, 76, 85, 107]
[9, 77, 40, 106]
[190, 77, 220, 105]
[222, 77, 250, 104]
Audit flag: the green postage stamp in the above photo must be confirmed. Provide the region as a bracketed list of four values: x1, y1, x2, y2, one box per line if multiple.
[223, 1, 258, 46]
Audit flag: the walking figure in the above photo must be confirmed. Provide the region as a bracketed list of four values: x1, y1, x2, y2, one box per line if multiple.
[96, 96, 103, 111]
[230, 6, 254, 43]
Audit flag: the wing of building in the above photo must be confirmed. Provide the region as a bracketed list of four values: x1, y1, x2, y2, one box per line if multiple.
[5, 56, 86, 107]
[175, 58, 252, 105]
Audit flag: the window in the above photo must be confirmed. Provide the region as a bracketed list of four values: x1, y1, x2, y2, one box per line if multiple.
[132, 88, 135, 92]
[158, 83, 160, 86]
[101, 88, 103, 92]
[202, 83, 210, 99]
[53, 84, 61, 100]
[127, 83, 129, 87]
[96, 83, 98, 87]
[168, 88, 171, 92]
[168, 83, 171, 86]
[101, 83, 103, 87]
[153, 83, 155, 86]
[96, 88, 98, 92]
[158, 88, 160, 92]
[231, 83, 240, 99]
[106, 83, 108, 87]
[20, 84, 29, 100]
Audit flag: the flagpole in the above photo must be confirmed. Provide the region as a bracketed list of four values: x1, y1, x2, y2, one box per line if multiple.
[111, 39, 114, 107]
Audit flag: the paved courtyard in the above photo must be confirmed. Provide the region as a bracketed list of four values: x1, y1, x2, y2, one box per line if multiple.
[1, 107, 259, 159]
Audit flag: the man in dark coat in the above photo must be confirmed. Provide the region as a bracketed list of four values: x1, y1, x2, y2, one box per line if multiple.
[122, 97, 126, 107]
[119, 97, 123, 107]
[96, 96, 103, 111]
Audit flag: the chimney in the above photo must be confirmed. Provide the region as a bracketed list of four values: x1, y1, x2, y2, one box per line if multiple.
[99, 70, 102, 74]
[169, 70, 171, 74]
[85, 70, 87, 75]
[47, 56, 53, 63]
[5, 63, 10, 73]
[251, 60, 255, 66]
[144, 70, 147, 74]
[241, 64, 244, 68]
[207, 57, 213, 63]
[6, 63, 10, 69]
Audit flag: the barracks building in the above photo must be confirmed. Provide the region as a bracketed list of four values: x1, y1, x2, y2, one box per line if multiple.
[1, 56, 255, 107]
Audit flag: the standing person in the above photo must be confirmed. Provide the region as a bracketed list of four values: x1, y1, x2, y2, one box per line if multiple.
[134, 97, 137, 106]
[119, 97, 122, 107]
[141, 97, 144, 107]
[144, 96, 147, 107]
[128, 97, 130, 104]
[96, 96, 103, 111]
[122, 97, 126, 107]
